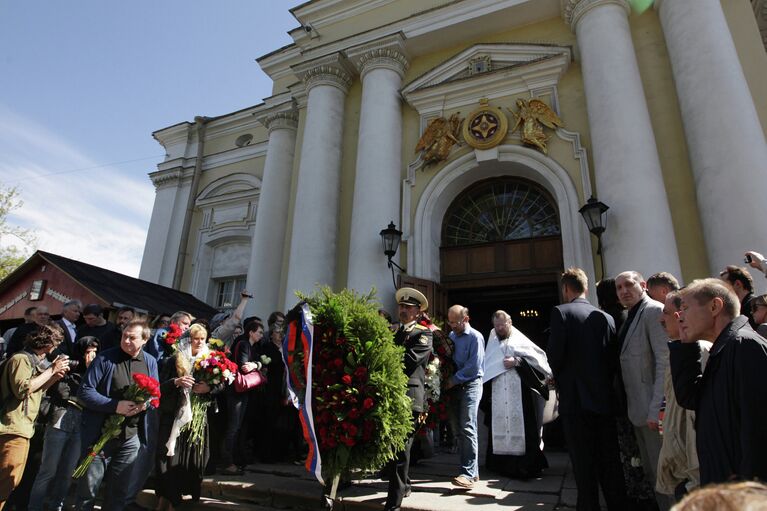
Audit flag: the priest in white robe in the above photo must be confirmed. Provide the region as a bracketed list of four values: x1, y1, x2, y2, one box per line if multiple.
[480, 310, 552, 479]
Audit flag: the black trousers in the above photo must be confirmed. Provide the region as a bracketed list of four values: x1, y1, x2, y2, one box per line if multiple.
[561, 412, 627, 511]
[383, 413, 418, 511]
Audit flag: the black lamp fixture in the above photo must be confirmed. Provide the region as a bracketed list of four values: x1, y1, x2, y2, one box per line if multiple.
[579, 196, 609, 278]
[380, 221, 405, 289]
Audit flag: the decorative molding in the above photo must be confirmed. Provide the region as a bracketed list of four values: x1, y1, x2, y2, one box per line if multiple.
[258, 0, 560, 83]
[196, 173, 260, 204]
[405, 145, 596, 296]
[260, 111, 299, 133]
[346, 33, 409, 80]
[402, 127, 593, 239]
[403, 45, 571, 118]
[753, 0, 767, 51]
[150, 169, 183, 189]
[292, 53, 354, 94]
[154, 142, 269, 176]
[555, 128, 592, 199]
[291, 0, 397, 31]
[561, 0, 630, 31]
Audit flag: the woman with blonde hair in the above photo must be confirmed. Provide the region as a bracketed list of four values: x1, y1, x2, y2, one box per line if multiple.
[155, 323, 223, 511]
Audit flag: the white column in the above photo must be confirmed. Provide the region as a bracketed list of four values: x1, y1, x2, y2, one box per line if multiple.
[346, 38, 408, 310]
[139, 170, 189, 286]
[245, 109, 298, 319]
[656, 0, 767, 274]
[564, 0, 681, 279]
[284, 55, 352, 309]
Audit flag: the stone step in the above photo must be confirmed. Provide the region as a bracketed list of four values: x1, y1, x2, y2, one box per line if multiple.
[177, 451, 575, 511]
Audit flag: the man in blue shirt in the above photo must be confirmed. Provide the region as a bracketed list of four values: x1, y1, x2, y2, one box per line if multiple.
[446, 304, 485, 489]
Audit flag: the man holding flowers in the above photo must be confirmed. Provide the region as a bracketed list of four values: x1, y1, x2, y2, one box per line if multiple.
[75, 320, 160, 511]
[383, 288, 433, 511]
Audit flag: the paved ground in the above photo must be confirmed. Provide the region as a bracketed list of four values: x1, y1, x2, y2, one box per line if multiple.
[138, 448, 582, 510]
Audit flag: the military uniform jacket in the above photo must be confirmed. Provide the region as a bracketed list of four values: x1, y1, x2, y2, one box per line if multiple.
[394, 322, 433, 413]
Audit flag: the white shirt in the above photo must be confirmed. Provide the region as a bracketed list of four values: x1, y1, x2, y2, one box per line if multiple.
[62, 318, 77, 342]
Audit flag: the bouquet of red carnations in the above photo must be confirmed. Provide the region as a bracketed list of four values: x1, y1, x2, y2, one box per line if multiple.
[159, 323, 184, 354]
[73, 373, 161, 478]
[182, 351, 238, 444]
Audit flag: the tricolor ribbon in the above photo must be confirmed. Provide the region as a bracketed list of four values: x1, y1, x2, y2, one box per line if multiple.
[283, 302, 323, 485]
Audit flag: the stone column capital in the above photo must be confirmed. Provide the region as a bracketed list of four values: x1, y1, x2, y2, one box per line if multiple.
[346, 34, 410, 80]
[150, 168, 182, 189]
[258, 111, 298, 134]
[292, 53, 353, 94]
[561, 0, 630, 31]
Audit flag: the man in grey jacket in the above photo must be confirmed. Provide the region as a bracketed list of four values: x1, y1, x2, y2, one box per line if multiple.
[615, 271, 670, 510]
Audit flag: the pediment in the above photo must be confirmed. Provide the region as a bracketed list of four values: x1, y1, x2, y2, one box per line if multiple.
[402, 43, 572, 116]
[196, 173, 261, 207]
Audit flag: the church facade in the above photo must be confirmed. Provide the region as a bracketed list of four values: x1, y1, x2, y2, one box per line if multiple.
[139, 0, 767, 329]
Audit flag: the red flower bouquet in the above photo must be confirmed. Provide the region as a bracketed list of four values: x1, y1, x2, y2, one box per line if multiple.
[73, 373, 161, 478]
[159, 324, 183, 354]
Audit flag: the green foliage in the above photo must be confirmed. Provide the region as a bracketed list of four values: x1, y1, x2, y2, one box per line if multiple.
[298, 286, 412, 481]
[0, 184, 36, 281]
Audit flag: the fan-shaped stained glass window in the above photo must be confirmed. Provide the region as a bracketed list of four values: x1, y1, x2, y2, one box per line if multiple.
[442, 179, 560, 246]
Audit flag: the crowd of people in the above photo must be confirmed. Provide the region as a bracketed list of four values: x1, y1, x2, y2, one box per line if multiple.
[1, 250, 767, 511]
[384, 254, 767, 511]
[0, 293, 304, 511]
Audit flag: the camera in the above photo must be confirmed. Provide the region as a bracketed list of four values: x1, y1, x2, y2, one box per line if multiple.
[745, 254, 753, 264]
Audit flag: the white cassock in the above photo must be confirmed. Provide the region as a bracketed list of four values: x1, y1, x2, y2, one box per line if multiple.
[483, 326, 552, 456]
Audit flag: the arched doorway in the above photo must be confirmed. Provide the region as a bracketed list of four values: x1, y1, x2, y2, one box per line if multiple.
[440, 177, 563, 346]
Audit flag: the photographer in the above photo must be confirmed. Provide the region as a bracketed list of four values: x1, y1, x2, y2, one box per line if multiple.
[0, 325, 70, 510]
[27, 336, 99, 511]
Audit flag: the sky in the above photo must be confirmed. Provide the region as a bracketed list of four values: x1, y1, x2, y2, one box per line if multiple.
[0, 1, 299, 277]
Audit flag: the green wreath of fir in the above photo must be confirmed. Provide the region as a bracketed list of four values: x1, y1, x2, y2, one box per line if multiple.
[297, 286, 413, 481]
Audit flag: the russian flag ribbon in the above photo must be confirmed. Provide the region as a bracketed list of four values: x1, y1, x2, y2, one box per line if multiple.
[283, 302, 323, 485]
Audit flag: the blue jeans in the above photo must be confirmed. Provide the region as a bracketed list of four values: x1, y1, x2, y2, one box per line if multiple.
[221, 391, 249, 466]
[28, 421, 82, 511]
[75, 434, 140, 511]
[456, 378, 482, 479]
[125, 411, 158, 504]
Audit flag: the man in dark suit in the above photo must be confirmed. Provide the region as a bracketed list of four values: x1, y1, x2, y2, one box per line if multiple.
[56, 299, 82, 357]
[547, 267, 626, 511]
[383, 287, 432, 511]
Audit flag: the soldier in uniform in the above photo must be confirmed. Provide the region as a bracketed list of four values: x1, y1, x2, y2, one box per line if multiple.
[383, 288, 433, 511]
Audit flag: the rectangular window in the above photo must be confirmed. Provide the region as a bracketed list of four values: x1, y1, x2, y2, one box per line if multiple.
[29, 280, 46, 301]
[214, 277, 246, 308]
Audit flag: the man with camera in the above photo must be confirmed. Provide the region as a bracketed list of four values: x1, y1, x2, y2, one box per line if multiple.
[0, 325, 70, 510]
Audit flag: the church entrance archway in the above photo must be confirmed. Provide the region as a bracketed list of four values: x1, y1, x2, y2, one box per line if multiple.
[439, 177, 562, 346]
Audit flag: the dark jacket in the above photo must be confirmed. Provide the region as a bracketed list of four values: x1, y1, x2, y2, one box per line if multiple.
[78, 346, 159, 448]
[547, 297, 619, 416]
[393, 322, 432, 413]
[56, 319, 77, 357]
[669, 315, 767, 484]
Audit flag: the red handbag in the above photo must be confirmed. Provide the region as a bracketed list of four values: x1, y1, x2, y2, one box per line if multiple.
[232, 342, 266, 392]
[233, 370, 265, 392]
